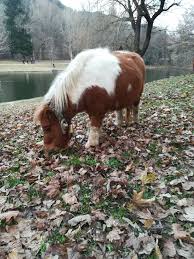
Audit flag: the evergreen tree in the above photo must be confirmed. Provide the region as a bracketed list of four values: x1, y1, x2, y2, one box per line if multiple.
[4, 0, 32, 58]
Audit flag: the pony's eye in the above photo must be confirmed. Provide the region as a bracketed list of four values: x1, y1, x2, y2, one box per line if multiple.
[43, 126, 51, 133]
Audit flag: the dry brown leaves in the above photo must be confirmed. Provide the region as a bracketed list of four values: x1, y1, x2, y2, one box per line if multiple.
[44, 178, 61, 198]
[1, 75, 194, 258]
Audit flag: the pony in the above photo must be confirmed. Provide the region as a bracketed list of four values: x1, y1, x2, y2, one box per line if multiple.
[34, 48, 145, 150]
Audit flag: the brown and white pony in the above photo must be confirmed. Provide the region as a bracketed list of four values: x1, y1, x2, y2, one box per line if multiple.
[34, 48, 145, 150]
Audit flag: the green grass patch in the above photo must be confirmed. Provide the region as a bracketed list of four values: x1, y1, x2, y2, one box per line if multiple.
[64, 155, 98, 167]
[27, 185, 40, 201]
[111, 206, 128, 221]
[38, 240, 47, 256]
[84, 155, 97, 166]
[6, 176, 26, 188]
[0, 219, 17, 228]
[106, 243, 115, 253]
[48, 229, 68, 245]
[0, 220, 7, 229]
[81, 239, 97, 257]
[78, 184, 92, 214]
[106, 157, 122, 169]
[67, 155, 82, 166]
[96, 198, 128, 221]
[164, 174, 177, 183]
[9, 164, 20, 173]
[47, 171, 55, 177]
[143, 187, 155, 199]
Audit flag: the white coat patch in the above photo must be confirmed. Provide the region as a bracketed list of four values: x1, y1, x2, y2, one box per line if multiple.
[44, 48, 121, 114]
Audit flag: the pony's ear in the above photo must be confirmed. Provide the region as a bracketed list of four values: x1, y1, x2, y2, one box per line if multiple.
[34, 104, 45, 125]
[33, 104, 54, 126]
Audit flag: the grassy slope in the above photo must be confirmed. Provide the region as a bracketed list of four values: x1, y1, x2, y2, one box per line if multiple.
[0, 74, 194, 258]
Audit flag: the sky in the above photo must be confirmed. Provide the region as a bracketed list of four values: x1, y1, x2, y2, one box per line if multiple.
[60, 0, 194, 31]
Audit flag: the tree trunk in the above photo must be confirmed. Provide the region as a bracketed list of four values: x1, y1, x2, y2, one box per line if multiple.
[68, 44, 73, 60]
[133, 17, 142, 54]
[139, 22, 153, 56]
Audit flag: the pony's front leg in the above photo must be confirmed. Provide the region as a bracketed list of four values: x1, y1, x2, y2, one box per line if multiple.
[115, 110, 123, 126]
[85, 115, 103, 148]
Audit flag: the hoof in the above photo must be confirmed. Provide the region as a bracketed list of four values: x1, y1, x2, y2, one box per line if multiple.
[114, 121, 123, 127]
[85, 140, 99, 148]
[126, 121, 134, 126]
[36, 141, 44, 147]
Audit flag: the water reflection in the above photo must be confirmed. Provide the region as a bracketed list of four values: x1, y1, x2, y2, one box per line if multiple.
[146, 67, 190, 82]
[0, 72, 54, 102]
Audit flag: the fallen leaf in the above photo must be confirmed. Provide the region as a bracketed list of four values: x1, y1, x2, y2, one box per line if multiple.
[139, 233, 155, 255]
[141, 171, 157, 185]
[105, 216, 120, 228]
[35, 210, 48, 219]
[62, 193, 78, 205]
[172, 223, 194, 244]
[155, 239, 162, 259]
[91, 209, 106, 221]
[106, 227, 122, 242]
[182, 182, 194, 191]
[127, 203, 136, 212]
[44, 179, 60, 198]
[169, 177, 185, 186]
[26, 165, 42, 183]
[0, 196, 7, 210]
[125, 162, 133, 172]
[144, 219, 155, 229]
[0, 211, 19, 223]
[131, 189, 155, 208]
[177, 198, 194, 207]
[66, 226, 81, 239]
[163, 239, 176, 258]
[182, 206, 194, 222]
[135, 209, 153, 220]
[7, 250, 19, 259]
[177, 243, 194, 259]
[68, 214, 91, 227]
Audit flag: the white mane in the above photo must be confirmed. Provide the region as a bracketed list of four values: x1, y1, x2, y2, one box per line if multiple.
[44, 48, 121, 114]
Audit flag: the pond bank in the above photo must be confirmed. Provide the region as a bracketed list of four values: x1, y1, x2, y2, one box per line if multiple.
[0, 60, 68, 72]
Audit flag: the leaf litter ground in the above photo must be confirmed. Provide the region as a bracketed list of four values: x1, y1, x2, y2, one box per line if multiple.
[0, 74, 194, 259]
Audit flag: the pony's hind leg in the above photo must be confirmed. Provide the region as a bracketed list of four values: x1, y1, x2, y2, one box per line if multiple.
[115, 110, 123, 126]
[132, 103, 139, 124]
[126, 107, 133, 125]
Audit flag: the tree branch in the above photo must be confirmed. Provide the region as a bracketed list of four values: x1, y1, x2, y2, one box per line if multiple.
[127, 0, 136, 30]
[140, 0, 151, 22]
[152, 1, 181, 21]
[163, 2, 180, 12]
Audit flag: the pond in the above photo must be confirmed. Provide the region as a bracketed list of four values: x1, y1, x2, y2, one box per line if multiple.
[0, 67, 191, 103]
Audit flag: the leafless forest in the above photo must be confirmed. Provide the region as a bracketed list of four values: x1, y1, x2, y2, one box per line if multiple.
[0, 0, 194, 65]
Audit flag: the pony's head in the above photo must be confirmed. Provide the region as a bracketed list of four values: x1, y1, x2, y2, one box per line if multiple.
[34, 104, 72, 150]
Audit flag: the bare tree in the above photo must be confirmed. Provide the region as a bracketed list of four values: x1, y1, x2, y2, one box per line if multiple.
[0, 3, 9, 54]
[173, 5, 194, 66]
[62, 9, 83, 59]
[29, 0, 64, 60]
[96, 0, 181, 56]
